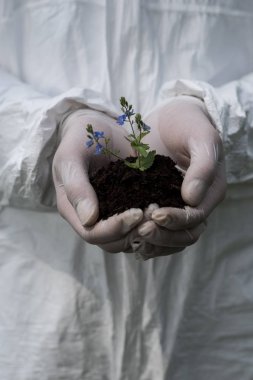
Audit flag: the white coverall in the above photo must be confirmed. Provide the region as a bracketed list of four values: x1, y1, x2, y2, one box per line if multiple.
[0, 0, 253, 379]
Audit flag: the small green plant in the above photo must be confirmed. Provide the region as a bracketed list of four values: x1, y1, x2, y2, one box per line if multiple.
[85, 97, 156, 171]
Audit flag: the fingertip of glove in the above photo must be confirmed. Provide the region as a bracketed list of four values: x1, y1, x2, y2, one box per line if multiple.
[123, 208, 143, 228]
[144, 203, 159, 219]
[76, 199, 98, 227]
[183, 179, 207, 206]
[152, 209, 166, 221]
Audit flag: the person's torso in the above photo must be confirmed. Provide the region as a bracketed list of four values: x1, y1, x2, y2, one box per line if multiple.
[0, 0, 253, 113]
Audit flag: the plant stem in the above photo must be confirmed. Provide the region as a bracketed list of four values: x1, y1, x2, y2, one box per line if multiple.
[123, 105, 140, 165]
[122, 106, 136, 139]
[104, 148, 123, 161]
[96, 138, 123, 161]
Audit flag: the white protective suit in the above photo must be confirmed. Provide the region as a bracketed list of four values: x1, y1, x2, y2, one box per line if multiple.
[0, 0, 253, 379]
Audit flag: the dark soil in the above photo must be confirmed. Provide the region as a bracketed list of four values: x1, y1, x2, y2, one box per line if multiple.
[90, 155, 186, 221]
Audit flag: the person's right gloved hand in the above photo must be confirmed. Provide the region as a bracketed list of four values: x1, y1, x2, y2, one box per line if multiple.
[52, 109, 144, 253]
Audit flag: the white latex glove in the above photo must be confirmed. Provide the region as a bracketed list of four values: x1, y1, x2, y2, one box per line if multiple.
[131, 96, 227, 260]
[52, 109, 144, 252]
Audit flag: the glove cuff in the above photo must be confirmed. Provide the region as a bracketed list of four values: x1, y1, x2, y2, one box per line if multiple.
[157, 79, 224, 139]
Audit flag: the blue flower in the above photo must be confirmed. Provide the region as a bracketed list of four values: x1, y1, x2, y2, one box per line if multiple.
[86, 139, 94, 148]
[94, 131, 105, 139]
[142, 123, 151, 132]
[117, 114, 127, 126]
[95, 143, 103, 155]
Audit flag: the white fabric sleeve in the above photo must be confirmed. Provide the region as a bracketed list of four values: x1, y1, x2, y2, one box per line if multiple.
[0, 68, 117, 209]
[158, 75, 253, 184]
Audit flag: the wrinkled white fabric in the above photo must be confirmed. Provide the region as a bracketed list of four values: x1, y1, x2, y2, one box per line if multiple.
[1, 0, 253, 379]
[159, 76, 253, 183]
[0, 67, 117, 208]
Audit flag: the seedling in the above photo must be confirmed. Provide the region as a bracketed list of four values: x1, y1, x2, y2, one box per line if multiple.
[85, 97, 156, 171]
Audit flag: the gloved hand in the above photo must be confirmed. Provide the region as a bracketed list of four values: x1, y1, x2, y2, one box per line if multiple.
[52, 109, 144, 253]
[131, 96, 227, 260]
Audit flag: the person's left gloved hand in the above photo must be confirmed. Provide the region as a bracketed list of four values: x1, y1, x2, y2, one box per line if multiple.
[131, 96, 227, 260]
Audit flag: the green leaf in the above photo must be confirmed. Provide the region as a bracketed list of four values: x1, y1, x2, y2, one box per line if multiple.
[124, 160, 140, 169]
[86, 124, 93, 133]
[124, 136, 135, 144]
[135, 113, 142, 123]
[139, 150, 156, 170]
[130, 141, 151, 158]
[120, 97, 126, 107]
[134, 145, 149, 157]
[131, 141, 149, 149]
[139, 131, 149, 139]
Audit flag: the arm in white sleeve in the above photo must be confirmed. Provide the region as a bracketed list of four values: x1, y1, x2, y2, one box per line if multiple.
[0, 67, 117, 209]
[158, 74, 253, 184]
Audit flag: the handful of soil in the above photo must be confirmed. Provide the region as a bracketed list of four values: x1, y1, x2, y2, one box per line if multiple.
[90, 154, 186, 221]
